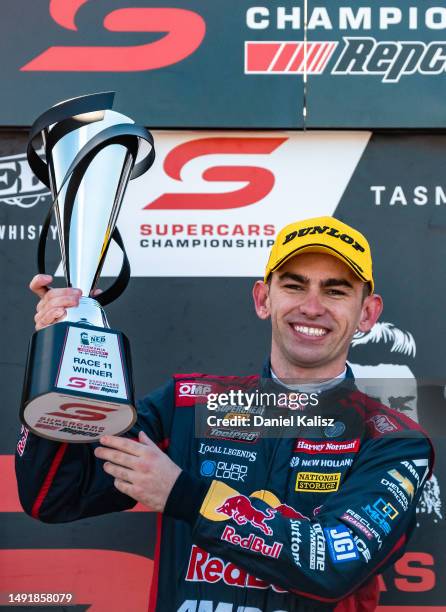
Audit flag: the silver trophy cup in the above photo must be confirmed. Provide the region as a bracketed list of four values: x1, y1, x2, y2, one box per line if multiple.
[20, 92, 155, 443]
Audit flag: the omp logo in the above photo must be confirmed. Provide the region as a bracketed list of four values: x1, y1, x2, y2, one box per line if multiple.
[246, 37, 446, 83]
[21, 0, 205, 72]
[145, 137, 287, 210]
[245, 41, 337, 74]
[178, 383, 213, 397]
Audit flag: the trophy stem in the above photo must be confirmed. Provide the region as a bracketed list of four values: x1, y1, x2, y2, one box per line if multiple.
[62, 297, 109, 328]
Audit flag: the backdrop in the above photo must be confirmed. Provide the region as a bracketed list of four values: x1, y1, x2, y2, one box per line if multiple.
[1, 0, 445, 610]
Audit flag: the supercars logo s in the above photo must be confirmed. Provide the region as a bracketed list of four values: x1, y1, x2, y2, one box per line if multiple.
[22, 0, 205, 72]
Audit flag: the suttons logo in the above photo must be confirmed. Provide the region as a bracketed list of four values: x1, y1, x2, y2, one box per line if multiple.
[21, 0, 205, 72]
[145, 137, 287, 211]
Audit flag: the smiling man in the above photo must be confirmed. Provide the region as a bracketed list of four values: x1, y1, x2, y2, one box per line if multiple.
[16, 216, 433, 612]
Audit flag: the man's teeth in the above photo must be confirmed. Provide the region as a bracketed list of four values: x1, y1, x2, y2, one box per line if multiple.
[293, 325, 327, 337]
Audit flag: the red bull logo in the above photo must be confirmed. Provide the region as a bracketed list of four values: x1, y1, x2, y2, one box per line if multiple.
[216, 495, 276, 536]
[221, 526, 283, 559]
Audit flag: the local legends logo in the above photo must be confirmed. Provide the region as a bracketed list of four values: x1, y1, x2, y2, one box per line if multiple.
[245, 6, 446, 83]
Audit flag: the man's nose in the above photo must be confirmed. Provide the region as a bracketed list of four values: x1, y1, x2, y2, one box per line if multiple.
[298, 291, 326, 318]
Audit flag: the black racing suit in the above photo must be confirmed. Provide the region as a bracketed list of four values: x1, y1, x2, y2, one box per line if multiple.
[15, 365, 433, 611]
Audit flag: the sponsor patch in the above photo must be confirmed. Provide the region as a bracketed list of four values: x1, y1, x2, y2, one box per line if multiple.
[185, 545, 286, 592]
[294, 438, 360, 454]
[198, 442, 257, 462]
[342, 509, 383, 548]
[290, 520, 303, 567]
[353, 536, 371, 563]
[361, 498, 398, 535]
[221, 525, 282, 559]
[388, 468, 415, 500]
[200, 460, 248, 482]
[324, 421, 346, 437]
[16, 425, 29, 457]
[381, 477, 409, 511]
[309, 523, 326, 570]
[299, 457, 353, 468]
[296, 471, 341, 493]
[216, 495, 276, 535]
[175, 381, 214, 407]
[324, 525, 359, 563]
[368, 414, 398, 434]
[208, 427, 259, 444]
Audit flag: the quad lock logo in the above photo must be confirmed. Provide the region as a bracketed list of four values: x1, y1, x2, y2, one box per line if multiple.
[245, 6, 446, 83]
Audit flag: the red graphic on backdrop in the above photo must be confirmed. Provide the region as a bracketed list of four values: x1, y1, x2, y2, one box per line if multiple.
[245, 41, 337, 74]
[0, 550, 152, 611]
[146, 137, 287, 210]
[21, 0, 205, 72]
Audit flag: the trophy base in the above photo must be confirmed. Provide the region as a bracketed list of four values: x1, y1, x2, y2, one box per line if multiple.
[23, 392, 136, 443]
[21, 321, 136, 443]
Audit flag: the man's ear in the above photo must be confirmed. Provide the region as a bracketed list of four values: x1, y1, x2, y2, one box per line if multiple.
[357, 293, 384, 333]
[252, 280, 271, 320]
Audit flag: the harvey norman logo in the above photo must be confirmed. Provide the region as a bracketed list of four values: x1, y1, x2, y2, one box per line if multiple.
[244, 6, 446, 82]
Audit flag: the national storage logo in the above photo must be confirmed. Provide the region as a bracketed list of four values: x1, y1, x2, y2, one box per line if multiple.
[244, 5, 446, 83]
[295, 471, 341, 493]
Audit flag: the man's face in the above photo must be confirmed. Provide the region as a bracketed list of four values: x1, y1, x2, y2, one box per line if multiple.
[253, 252, 382, 378]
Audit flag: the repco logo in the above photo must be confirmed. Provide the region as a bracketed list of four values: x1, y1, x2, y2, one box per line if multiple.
[21, 0, 205, 72]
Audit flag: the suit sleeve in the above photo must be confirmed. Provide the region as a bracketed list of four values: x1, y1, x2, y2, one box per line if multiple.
[15, 379, 174, 523]
[169, 435, 433, 603]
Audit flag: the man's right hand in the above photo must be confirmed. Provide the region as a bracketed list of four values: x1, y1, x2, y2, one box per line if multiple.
[30, 274, 82, 331]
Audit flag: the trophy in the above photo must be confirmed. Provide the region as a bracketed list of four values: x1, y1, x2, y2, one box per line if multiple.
[20, 92, 155, 443]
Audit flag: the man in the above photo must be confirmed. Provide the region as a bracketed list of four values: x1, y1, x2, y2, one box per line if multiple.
[16, 216, 433, 612]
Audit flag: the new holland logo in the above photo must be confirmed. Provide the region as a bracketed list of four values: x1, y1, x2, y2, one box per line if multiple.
[245, 37, 446, 83]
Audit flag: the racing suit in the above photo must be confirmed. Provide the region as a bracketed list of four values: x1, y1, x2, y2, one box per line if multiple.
[15, 364, 433, 612]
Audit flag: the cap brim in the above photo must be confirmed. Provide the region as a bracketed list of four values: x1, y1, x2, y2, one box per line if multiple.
[266, 244, 374, 292]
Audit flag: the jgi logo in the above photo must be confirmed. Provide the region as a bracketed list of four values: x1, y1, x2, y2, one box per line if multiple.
[200, 460, 248, 482]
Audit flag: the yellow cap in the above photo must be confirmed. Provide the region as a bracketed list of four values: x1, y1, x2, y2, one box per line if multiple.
[264, 216, 374, 293]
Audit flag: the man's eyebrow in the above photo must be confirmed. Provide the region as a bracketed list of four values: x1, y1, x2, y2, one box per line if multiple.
[278, 272, 309, 284]
[278, 272, 354, 290]
[322, 278, 354, 290]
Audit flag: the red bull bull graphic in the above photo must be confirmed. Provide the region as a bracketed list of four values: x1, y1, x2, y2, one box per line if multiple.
[216, 495, 276, 536]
